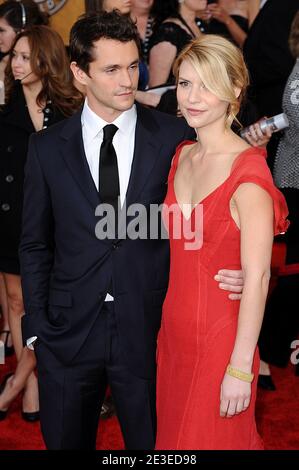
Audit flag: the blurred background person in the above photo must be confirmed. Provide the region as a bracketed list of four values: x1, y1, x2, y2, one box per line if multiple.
[243, 0, 298, 171]
[200, 0, 260, 48]
[131, 0, 154, 66]
[243, 10, 299, 389]
[148, 0, 207, 88]
[96, 0, 132, 14]
[0, 25, 83, 422]
[0, 0, 48, 103]
[0, 0, 48, 362]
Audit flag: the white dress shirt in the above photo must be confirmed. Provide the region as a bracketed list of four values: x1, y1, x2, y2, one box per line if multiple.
[82, 99, 137, 301]
[81, 98, 137, 207]
[27, 100, 137, 347]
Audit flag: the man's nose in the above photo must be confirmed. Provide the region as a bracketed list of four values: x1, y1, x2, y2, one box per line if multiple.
[120, 69, 133, 88]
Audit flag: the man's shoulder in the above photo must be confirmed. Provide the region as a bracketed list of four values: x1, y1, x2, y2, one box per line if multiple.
[136, 103, 191, 134]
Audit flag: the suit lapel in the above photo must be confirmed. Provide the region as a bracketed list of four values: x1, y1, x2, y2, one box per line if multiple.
[60, 106, 162, 240]
[59, 111, 100, 209]
[126, 105, 162, 208]
[118, 105, 162, 239]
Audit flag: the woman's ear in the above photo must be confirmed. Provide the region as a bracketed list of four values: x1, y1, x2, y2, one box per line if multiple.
[234, 86, 241, 99]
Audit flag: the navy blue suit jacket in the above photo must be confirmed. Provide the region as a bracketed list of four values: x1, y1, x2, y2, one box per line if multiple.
[20, 104, 195, 379]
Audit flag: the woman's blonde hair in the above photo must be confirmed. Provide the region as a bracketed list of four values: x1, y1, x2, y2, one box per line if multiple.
[173, 35, 249, 128]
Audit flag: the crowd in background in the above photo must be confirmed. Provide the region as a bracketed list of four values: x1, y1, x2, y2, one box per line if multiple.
[0, 0, 298, 444]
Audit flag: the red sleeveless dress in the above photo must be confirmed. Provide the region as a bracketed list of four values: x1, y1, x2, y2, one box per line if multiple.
[155, 142, 289, 450]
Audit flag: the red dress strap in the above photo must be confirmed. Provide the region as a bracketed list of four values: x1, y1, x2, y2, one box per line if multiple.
[228, 148, 290, 236]
[167, 140, 194, 182]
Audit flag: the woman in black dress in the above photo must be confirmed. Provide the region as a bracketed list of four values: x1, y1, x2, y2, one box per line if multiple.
[203, 0, 260, 47]
[148, 0, 208, 88]
[0, 25, 82, 421]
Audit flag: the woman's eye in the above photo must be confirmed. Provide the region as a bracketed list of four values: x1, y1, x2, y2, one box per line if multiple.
[178, 81, 189, 88]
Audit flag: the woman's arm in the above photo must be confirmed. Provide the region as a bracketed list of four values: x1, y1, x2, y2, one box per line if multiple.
[248, 0, 260, 27]
[135, 90, 161, 107]
[220, 182, 274, 418]
[148, 41, 177, 87]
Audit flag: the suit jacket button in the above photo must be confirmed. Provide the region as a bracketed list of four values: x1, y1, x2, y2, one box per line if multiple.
[1, 203, 10, 212]
[5, 175, 14, 183]
[6, 145, 14, 153]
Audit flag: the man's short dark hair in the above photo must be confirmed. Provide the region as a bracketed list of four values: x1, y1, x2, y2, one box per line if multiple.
[69, 10, 141, 74]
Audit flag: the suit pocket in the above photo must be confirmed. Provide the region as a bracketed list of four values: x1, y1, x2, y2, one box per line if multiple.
[48, 289, 72, 327]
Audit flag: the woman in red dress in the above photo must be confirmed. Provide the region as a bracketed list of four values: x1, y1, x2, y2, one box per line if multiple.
[155, 35, 289, 450]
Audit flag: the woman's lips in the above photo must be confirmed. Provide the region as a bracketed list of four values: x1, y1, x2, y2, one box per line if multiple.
[187, 108, 207, 116]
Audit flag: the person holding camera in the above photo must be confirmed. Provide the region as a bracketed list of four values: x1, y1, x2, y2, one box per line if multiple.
[242, 11, 299, 388]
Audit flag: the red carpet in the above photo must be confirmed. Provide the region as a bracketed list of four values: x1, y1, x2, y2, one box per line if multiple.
[0, 354, 298, 450]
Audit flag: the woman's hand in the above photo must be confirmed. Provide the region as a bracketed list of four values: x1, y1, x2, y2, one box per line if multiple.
[197, 7, 212, 23]
[208, 3, 231, 25]
[243, 119, 273, 147]
[220, 373, 251, 418]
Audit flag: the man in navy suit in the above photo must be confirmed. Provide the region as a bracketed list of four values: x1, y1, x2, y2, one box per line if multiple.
[20, 11, 243, 450]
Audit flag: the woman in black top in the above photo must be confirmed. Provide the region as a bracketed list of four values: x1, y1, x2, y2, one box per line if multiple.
[202, 0, 260, 48]
[148, 0, 208, 87]
[0, 25, 82, 421]
[0, 0, 48, 358]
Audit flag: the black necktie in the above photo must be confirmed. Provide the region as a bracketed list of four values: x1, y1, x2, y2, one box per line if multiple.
[99, 125, 119, 297]
[99, 124, 120, 221]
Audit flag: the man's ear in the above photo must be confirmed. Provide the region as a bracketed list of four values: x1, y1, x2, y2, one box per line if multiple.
[70, 62, 89, 86]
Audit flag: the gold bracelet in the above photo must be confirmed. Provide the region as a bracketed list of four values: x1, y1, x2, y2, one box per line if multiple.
[226, 364, 254, 383]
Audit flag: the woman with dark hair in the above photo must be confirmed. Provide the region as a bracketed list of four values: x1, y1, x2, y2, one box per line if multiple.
[0, 0, 48, 100]
[0, 1, 49, 355]
[148, 0, 207, 88]
[0, 25, 83, 422]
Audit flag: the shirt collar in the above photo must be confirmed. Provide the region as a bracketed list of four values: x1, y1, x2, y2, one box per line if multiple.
[81, 98, 137, 145]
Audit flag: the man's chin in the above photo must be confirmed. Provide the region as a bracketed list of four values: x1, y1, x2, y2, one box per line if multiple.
[114, 96, 135, 110]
